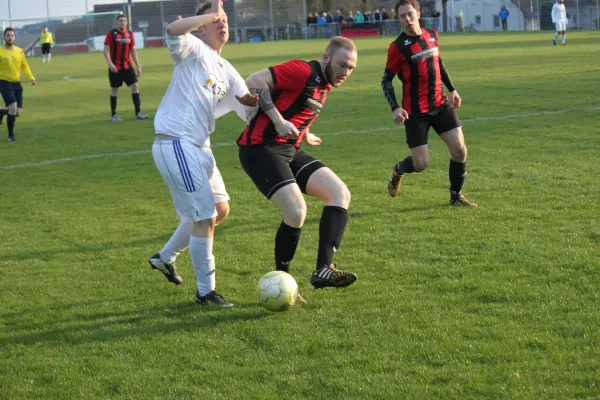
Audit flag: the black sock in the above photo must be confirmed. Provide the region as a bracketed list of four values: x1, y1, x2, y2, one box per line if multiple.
[274, 221, 302, 273]
[394, 156, 415, 174]
[449, 159, 467, 198]
[0, 109, 8, 116]
[132, 93, 141, 114]
[316, 206, 349, 270]
[7, 114, 15, 137]
[110, 96, 117, 116]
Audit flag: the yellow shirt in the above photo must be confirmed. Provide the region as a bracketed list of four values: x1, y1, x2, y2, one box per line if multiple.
[40, 32, 53, 45]
[0, 46, 35, 83]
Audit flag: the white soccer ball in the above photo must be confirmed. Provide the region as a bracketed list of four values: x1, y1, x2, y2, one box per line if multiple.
[258, 271, 298, 312]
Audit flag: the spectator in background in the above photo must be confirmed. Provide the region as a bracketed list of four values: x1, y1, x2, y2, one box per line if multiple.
[388, 8, 397, 34]
[317, 12, 327, 38]
[334, 9, 343, 23]
[345, 11, 355, 24]
[323, 12, 333, 37]
[354, 11, 365, 22]
[432, 9, 441, 31]
[374, 8, 382, 21]
[306, 12, 318, 38]
[500, 5, 509, 31]
[381, 7, 389, 20]
[388, 8, 396, 21]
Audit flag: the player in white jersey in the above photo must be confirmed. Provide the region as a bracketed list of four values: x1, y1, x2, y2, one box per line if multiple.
[552, 0, 568, 46]
[149, 1, 258, 307]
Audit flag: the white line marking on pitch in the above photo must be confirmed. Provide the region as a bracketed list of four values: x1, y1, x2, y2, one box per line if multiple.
[2, 107, 599, 170]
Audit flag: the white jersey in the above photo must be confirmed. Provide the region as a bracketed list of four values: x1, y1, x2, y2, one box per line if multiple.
[154, 33, 249, 148]
[552, 3, 567, 23]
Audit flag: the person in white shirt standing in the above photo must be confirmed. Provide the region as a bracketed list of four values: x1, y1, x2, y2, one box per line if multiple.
[552, 0, 568, 46]
[149, 0, 258, 307]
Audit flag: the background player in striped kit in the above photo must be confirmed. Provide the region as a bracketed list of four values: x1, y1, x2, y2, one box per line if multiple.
[149, 1, 258, 307]
[238, 36, 358, 290]
[382, 0, 477, 207]
[103, 14, 148, 121]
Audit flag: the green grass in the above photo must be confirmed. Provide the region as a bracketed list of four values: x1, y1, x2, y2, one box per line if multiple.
[1, 31, 600, 399]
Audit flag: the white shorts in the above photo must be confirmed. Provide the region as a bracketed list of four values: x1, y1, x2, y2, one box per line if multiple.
[555, 22, 567, 31]
[152, 138, 230, 222]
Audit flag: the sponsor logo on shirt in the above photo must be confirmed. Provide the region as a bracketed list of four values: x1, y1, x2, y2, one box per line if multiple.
[410, 46, 439, 62]
[204, 74, 227, 100]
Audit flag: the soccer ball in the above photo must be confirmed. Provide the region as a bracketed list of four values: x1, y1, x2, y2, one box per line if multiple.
[258, 271, 298, 312]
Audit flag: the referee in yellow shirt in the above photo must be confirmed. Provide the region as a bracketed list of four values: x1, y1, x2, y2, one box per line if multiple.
[0, 27, 36, 142]
[40, 26, 53, 64]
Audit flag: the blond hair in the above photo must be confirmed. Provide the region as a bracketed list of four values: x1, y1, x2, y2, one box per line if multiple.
[325, 36, 357, 56]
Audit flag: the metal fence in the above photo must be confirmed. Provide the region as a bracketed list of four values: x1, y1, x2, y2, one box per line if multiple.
[2, 0, 599, 54]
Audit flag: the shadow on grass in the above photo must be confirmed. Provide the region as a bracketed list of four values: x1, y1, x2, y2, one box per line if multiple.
[0, 297, 270, 346]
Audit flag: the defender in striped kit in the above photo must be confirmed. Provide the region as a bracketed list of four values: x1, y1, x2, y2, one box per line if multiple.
[382, 0, 477, 207]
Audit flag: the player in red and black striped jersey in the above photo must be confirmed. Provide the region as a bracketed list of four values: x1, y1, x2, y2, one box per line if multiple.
[103, 14, 148, 121]
[382, 0, 477, 207]
[237, 36, 358, 289]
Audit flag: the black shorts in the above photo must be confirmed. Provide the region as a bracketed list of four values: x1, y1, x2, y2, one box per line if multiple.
[0, 80, 23, 108]
[109, 68, 137, 88]
[238, 143, 326, 199]
[41, 43, 51, 55]
[404, 102, 461, 149]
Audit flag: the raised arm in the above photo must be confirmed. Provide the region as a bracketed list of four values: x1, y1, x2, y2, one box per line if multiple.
[166, 1, 225, 36]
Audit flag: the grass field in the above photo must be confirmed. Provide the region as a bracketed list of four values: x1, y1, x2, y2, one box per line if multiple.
[1, 31, 599, 399]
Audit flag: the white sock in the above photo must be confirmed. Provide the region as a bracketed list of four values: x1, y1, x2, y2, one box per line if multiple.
[42, 55, 46, 63]
[553, 32, 559, 41]
[160, 220, 192, 264]
[189, 236, 215, 297]
[47, 54, 51, 62]
[562, 34, 566, 44]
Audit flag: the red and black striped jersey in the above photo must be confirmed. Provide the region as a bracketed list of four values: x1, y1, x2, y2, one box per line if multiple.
[385, 29, 447, 115]
[104, 28, 135, 70]
[237, 59, 332, 148]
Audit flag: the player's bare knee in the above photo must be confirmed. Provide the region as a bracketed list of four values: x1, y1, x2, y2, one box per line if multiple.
[336, 185, 351, 209]
[452, 145, 467, 162]
[130, 83, 139, 94]
[8, 103, 17, 114]
[192, 218, 216, 236]
[413, 157, 429, 172]
[215, 202, 230, 224]
[111, 88, 119, 96]
[282, 202, 307, 228]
